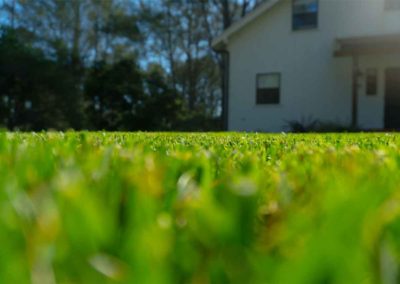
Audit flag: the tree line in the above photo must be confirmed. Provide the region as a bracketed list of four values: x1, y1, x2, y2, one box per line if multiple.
[0, 0, 263, 131]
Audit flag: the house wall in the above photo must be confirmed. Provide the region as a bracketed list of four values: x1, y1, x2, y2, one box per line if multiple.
[227, 0, 400, 132]
[358, 54, 400, 129]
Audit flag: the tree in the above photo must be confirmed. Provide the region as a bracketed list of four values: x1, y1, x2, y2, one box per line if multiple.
[139, 64, 181, 130]
[84, 60, 180, 131]
[137, 0, 265, 128]
[1, 0, 143, 130]
[0, 0, 266, 131]
[84, 59, 144, 130]
[0, 28, 74, 130]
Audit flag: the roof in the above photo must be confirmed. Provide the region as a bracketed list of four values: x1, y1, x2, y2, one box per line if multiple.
[334, 33, 400, 57]
[212, 0, 282, 51]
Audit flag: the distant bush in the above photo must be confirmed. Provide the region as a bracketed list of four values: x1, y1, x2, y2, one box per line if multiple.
[286, 117, 360, 132]
[174, 111, 222, 131]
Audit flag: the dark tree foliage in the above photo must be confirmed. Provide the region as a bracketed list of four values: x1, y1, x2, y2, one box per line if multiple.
[85, 60, 144, 130]
[85, 60, 179, 131]
[0, 28, 80, 130]
[0, 0, 264, 131]
[139, 66, 181, 130]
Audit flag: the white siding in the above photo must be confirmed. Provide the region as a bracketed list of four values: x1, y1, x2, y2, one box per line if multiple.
[227, 0, 400, 131]
[358, 54, 400, 129]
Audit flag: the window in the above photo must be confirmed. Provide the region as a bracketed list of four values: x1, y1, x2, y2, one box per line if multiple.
[256, 73, 280, 104]
[385, 0, 400, 10]
[366, 69, 378, 96]
[292, 0, 318, 30]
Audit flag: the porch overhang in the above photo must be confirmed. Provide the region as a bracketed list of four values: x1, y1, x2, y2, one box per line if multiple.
[333, 33, 400, 128]
[334, 33, 400, 57]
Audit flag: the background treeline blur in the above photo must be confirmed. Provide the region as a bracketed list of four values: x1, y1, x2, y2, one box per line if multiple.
[0, 0, 263, 131]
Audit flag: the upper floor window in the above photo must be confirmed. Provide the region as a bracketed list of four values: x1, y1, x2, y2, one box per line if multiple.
[385, 0, 400, 10]
[293, 0, 319, 30]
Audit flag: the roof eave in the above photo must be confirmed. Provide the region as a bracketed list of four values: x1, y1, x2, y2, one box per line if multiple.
[212, 36, 228, 52]
[211, 0, 281, 50]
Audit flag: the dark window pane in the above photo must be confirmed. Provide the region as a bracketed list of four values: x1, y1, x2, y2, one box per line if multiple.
[293, 13, 318, 29]
[257, 88, 280, 104]
[256, 73, 281, 105]
[366, 69, 378, 96]
[293, 0, 318, 30]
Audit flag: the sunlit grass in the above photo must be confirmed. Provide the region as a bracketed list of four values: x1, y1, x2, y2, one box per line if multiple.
[1, 132, 400, 283]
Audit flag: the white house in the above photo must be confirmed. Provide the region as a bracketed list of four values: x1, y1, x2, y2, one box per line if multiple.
[212, 0, 400, 132]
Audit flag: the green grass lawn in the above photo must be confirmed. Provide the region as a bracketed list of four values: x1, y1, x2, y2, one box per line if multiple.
[1, 132, 400, 283]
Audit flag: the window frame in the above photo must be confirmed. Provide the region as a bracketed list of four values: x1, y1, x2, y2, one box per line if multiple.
[256, 72, 281, 105]
[292, 0, 319, 31]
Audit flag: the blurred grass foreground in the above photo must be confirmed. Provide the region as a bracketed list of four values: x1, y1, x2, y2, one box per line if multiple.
[2, 132, 400, 283]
